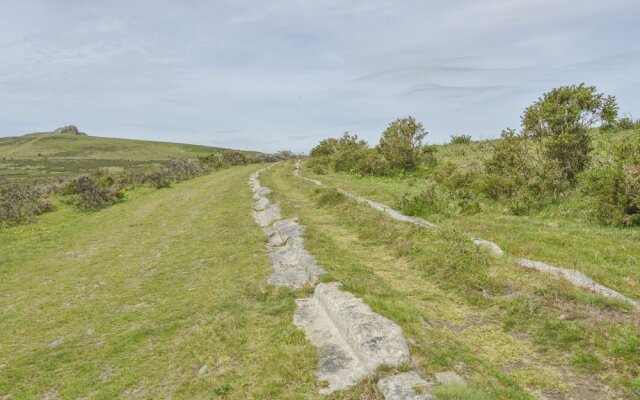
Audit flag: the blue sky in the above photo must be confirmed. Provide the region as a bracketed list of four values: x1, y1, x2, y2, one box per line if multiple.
[1, 0, 639, 152]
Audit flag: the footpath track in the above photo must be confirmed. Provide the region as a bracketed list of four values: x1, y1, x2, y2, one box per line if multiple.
[250, 165, 437, 399]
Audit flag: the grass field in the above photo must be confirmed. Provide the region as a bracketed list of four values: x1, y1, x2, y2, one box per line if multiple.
[263, 162, 640, 398]
[1, 165, 353, 399]
[0, 133, 234, 182]
[302, 129, 640, 304]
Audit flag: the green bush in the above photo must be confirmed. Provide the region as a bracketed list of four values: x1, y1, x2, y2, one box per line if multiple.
[198, 153, 223, 170]
[580, 136, 640, 226]
[0, 182, 53, 227]
[144, 170, 173, 189]
[66, 173, 124, 210]
[449, 134, 472, 144]
[221, 150, 247, 166]
[357, 148, 389, 176]
[333, 132, 368, 173]
[395, 185, 452, 218]
[379, 116, 427, 171]
[522, 83, 618, 181]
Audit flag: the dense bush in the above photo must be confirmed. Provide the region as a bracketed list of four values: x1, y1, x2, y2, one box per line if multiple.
[357, 148, 389, 176]
[164, 158, 204, 181]
[522, 83, 618, 181]
[333, 133, 368, 173]
[379, 116, 427, 171]
[580, 136, 640, 226]
[449, 134, 472, 145]
[144, 169, 173, 189]
[221, 150, 247, 166]
[395, 185, 452, 219]
[0, 182, 53, 226]
[65, 172, 125, 210]
[198, 153, 224, 170]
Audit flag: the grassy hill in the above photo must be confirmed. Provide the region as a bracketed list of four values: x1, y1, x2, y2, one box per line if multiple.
[0, 132, 242, 182]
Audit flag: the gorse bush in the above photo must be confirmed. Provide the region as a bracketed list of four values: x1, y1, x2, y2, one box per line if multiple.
[449, 134, 472, 145]
[379, 116, 427, 171]
[522, 83, 618, 181]
[65, 172, 125, 210]
[221, 150, 247, 166]
[580, 136, 640, 226]
[0, 182, 53, 227]
[307, 116, 429, 177]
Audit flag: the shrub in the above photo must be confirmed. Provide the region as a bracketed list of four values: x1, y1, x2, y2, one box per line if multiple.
[164, 158, 203, 181]
[221, 150, 247, 166]
[144, 170, 173, 189]
[309, 138, 338, 158]
[449, 134, 472, 145]
[0, 182, 53, 227]
[66, 174, 124, 210]
[333, 132, 368, 173]
[379, 116, 427, 171]
[395, 185, 451, 219]
[580, 136, 640, 226]
[482, 129, 567, 215]
[306, 157, 330, 175]
[198, 153, 223, 170]
[522, 83, 618, 181]
[357, 148, 388, 176]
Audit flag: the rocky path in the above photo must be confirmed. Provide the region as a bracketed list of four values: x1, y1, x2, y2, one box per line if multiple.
[295, 162, 639, 310]
[249, 165, 434, 398]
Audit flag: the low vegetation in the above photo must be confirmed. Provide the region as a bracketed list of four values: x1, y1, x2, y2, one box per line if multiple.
[261, 163, 640, 398]
[307, 84, 639, 227]
[0, 134, 297, 224]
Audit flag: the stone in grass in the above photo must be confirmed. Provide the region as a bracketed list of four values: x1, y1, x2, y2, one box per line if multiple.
[434, 371, 465, 385]
[378, 371, 434, 400]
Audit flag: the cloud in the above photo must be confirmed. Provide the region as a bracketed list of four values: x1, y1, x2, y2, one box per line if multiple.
[0, 0, 639, 152]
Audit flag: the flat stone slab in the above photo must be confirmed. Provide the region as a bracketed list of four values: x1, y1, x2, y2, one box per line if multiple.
[294, 282, 410, 393]
[378, 372, 433, 400]
[471, 238, 504, 256]
[267, 236, 324, 289]
[516, 259, 639, 309]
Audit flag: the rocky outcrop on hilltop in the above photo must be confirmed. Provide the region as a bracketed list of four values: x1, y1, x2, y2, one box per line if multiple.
[52, 125, 86, 136]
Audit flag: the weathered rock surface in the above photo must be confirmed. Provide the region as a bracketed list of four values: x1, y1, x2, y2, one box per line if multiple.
[249, 165, 323, 288]
[378, 372, 433, 400]
[52, 125, 85, 136]
[434, 371, 465, 385]
[516, 259, 639, 308]
[294, 282, 410, 393]
[471, 238, 504, 256]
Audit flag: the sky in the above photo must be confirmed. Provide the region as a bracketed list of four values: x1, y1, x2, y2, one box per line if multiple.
[1, 1, 639, 153]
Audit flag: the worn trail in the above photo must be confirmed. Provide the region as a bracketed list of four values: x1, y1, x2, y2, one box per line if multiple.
[249, 164, 432, 398]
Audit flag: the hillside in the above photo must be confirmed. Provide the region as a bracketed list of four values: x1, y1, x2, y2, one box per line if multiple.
[0, 131, 242, 181]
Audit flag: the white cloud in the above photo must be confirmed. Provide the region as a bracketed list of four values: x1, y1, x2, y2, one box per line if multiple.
[0, 0, 639, 151]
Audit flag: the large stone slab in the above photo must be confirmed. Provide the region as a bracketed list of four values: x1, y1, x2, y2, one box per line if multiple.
[267, 236, 324, 289]
[378, 372, 433, 400]
[516, 259, 639, 308]
[294, 283, 410, 393]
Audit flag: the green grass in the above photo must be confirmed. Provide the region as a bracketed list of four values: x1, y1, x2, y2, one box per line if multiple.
[303, 166, 640, 303]
[262, 162, 640, 399]
[0, 165, 382, 399]
[0, 133, 255, 182]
